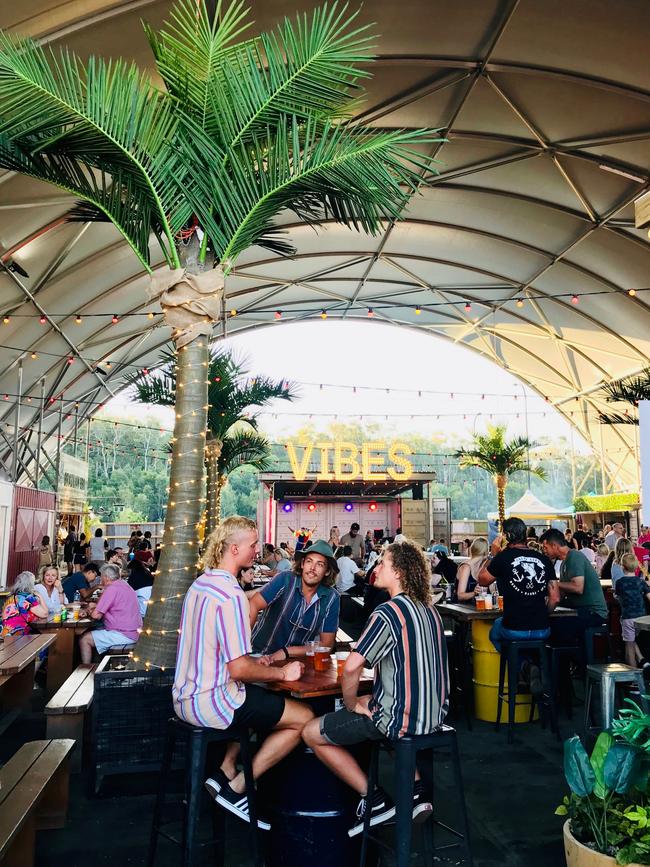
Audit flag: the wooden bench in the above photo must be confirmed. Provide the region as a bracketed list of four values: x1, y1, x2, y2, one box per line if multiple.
[0, 739, 75, 866]
[45, 664, 96, 774]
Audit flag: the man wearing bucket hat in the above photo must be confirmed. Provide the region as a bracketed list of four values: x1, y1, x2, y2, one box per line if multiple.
[249, 539, 341, 660]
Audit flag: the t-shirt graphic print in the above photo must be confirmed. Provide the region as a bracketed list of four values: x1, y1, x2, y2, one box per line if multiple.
[487, 546, 556, 631]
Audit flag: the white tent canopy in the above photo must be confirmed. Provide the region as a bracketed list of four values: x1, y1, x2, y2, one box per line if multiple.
[1, 1, 650, 489]
[488, 489, 574, 521]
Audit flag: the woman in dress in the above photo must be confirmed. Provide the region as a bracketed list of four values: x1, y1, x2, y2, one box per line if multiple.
[455, 538, 489, 601]
[1, 571, 48, 639]
[37, 535, 53, 571]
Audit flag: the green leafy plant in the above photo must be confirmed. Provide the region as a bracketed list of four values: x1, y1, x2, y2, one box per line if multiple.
[556, 734, 650, 864]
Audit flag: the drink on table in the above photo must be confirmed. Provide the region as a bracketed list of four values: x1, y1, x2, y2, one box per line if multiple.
[60, 606, 68, 622]
[484, 594, 493, 610]
[498, 595, 504, 611]
[72, 603, 81, 621]
[336, 651, 348, 677]
[476, 593, 485, 611]
[314, 646, 331, 672]
[305, 639, 318, 667]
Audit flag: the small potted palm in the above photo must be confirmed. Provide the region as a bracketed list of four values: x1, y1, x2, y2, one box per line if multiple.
[557, 709, 650, 866]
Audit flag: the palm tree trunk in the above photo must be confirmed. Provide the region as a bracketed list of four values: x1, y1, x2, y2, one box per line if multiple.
[205, 436, 223, 537]
[496, 474, 507, 530]
[214, 476, 227, 526]
[134, 238, 214, 669]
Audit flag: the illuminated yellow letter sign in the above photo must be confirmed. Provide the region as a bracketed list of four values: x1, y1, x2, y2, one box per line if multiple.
[286, 441, 412, 481]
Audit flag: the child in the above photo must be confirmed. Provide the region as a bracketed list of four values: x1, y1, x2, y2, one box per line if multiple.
[616, 552, 650, 668]
[594, 543, 610, 576]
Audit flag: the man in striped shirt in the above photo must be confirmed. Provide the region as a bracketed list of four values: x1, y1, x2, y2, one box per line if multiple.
[303, 539, 449, 837]
[173, 516, 313, 829]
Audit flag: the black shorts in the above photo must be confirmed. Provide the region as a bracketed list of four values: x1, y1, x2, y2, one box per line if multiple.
[320, 708, 385, 746]
[230, 685, 285, 731]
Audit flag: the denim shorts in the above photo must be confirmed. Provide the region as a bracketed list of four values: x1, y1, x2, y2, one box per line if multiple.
[319, 708, 385, 746]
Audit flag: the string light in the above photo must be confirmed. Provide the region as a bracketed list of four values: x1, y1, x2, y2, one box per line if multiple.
[320, 310, 327, 319]
[274, 310, 282, 320]
[415, 306, 421, 315]
[230, 309, 237, 317]
[75, 315, 82, 324]
[628, 288, 636, 297]
[571, 295, 579, 305]
[464, 301, 471, 312]
[111, 314, 119, 323]
[3, 316, 9, 324]
[39, 315, 47, 324]
[516, 298, 524, 308]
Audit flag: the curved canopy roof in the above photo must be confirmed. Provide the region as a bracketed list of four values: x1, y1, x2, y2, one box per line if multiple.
[1, 0, 650, 490]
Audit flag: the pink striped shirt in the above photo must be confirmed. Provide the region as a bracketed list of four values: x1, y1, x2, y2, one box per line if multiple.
[173, 569, 251, 729]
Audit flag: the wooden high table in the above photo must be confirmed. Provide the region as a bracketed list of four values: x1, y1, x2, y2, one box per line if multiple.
[32, 617, 93, 696]
[258, 658, 374, 867]
[436, 601, 577, 723]
[0, 633, 56, 733]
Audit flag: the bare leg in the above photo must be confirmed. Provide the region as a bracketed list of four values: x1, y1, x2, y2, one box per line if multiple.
[221, 742, 240, 779]
[229, 699, 313, 795]
[302, 717, 368, 794]
[625, 641, 638, 668]
[79, 631, 95, 664]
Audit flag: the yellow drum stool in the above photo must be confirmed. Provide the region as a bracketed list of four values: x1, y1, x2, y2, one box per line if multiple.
[471, 619, 537, 724]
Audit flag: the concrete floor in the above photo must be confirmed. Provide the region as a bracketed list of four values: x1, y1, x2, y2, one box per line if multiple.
[3, 684, 571, 867]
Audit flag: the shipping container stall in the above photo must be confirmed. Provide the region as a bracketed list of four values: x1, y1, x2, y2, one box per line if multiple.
[6, 485, 56, 585]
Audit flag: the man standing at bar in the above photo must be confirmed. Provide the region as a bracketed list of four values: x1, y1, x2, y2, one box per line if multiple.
[340, 522, 364, 566]
[303, 540, 449, 836]
[173, 515, 313, 829]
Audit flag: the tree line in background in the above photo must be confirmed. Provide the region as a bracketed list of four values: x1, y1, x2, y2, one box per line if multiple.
[79, 417, 607, 524]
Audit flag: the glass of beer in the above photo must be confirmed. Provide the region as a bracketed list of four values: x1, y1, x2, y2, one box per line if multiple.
[475, 593, 485, 611]
[336, 651, 348, 677]
[498, 595, 504, 611]
[314, 646, 331, 672]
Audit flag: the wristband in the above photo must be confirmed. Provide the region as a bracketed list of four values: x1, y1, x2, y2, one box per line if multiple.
[281, 647, 290, 660]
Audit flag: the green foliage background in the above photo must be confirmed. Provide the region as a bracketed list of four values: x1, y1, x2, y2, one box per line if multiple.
[74, 416, 609, 524]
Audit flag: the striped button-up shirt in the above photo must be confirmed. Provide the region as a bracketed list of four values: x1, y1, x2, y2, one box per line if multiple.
[173, 569, 251, 729]
[355, 593, 449, 740]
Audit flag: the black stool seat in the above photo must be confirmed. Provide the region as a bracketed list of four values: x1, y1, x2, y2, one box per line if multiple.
[147, 716, 263, 867]
[360, 723, 473, 867]
[496, 639, 557, 744]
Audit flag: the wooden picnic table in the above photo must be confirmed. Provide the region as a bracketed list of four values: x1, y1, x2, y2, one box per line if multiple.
[0, 633, 56, 730]
[32, 617, 93, 696]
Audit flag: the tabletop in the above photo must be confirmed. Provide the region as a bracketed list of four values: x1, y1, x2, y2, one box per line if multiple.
[633, 615, 650, 633]
[34, 617, 92, 631]
[0, 633, 56, 674]
[264, 660, 374, 700]
[436, 601, 578, 622]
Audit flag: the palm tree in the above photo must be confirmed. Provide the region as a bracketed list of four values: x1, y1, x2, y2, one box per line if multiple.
[128, 349, 295, 533]
[455, 424, 547, 527]
[0, 0, 442, 666]
[598, 368, 650, 425]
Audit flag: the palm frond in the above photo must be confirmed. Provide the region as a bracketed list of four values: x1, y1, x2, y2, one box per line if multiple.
[0, 31, 181, 267]
[598, 411, 639, 426]
[178, 115, 442, 262]
[217, 429, 272, 476]
[125, 350, 177, 405]
[455, 424, 544, 481]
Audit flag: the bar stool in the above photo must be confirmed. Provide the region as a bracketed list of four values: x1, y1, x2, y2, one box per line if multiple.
[445, 628, 472, 730]
[584, 663, 649, 734]
[495, 639, 557, 744]
[147, 716, 263, 867]
[549, 624, 610, 719]
[359, 724, 473, 867]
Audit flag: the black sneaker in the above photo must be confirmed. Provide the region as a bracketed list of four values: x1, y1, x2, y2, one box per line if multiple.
[412, 780, 433, 823]
[348, 787, 395, 837]
[204, 780, 271, 831]
[205, 767, 232, 796]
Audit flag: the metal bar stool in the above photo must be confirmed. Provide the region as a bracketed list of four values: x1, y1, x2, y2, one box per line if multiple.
[584, 663, 649, 734]
[359, 724, 473, 867]
[496, 639, 557, 744]
[445, 627, 473, 730]
[147, 716, 263, 867]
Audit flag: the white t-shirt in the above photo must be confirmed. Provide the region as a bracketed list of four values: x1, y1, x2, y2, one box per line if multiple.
[580, 547, 596, 565]
[89, 536, 106, 562]
[604, 531, 621, 550]
[336, 556, 359, 593]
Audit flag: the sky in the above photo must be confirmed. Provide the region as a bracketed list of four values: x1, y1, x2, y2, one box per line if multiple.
[103, 319, 591, 453]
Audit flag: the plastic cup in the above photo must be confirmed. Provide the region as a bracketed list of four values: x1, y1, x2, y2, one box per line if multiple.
[336, 651, 348, 677]
[484, 595, 493, 610]
[72, 604, 81, 621]
[52, 612, 61, 623]
[314, 647, 331, 672]
[475, 596, 485, 611]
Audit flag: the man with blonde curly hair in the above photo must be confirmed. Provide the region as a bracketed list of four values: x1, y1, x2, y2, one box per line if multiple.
[303, 539, 449, 837]
[173, 515, 313, 830]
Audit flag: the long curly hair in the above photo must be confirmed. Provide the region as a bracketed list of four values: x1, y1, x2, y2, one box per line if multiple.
[294, 553, 337, 588]
[203, 516, 257, 570]
[386, 540, 432, 605]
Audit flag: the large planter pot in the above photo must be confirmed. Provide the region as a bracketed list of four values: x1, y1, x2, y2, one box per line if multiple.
[563, 820, 642, 867]
[90, 655, 180, 794]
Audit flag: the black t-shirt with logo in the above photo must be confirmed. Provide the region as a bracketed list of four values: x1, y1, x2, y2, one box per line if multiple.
[486, 546, 556, 631]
